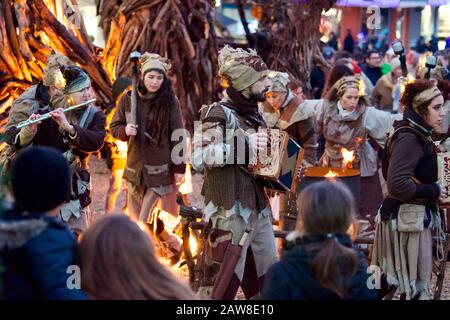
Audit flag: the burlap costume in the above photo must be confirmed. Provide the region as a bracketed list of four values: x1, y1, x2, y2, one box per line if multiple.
[110, 52, 185, 262]
[315, 76, 401, 218]
[13, 66, 106, 235]
[1, 53, 72, 175]
[192, 46, 277, 299]
[260, 71, 318, 231]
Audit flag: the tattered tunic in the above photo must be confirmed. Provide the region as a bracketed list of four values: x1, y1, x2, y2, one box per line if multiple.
[315, 100, 401, 177]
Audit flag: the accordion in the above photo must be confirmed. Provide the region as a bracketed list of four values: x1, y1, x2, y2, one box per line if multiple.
[437, 152, 450, 233]
[247, 129, 304, 193]
[438, 152, 450, 204]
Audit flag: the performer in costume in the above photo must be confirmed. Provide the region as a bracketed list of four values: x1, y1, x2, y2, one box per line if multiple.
[371, 79, 445, 300]
[110, 53, 186, 264]
[12, 65, 106, 236]
[192, 46, 278, 299]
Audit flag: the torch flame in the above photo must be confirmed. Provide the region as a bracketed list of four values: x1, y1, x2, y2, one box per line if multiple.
[325, 170, 338, 178]
[341, 148, 355, 169]
[400, 75, 415, 96]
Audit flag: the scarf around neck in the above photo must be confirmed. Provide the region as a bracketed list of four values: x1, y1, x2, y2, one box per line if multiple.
[225, 87, 266, 129]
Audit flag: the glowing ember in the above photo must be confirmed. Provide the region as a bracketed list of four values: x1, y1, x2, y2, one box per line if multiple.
[325, 170, 338, 178]
[341, 148, 355, 169]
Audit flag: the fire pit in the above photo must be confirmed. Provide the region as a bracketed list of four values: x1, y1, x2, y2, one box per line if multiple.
[297, 167, 361, 204]
[278, 166, 361, 234]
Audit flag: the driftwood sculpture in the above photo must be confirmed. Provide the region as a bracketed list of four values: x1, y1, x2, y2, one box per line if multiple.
[0, 0, 113, 131]
[97, 0, 220, 132]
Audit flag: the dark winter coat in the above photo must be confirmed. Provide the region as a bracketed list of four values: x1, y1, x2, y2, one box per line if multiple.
[262, 234, 379, 300]
[0, 210, 87, 300]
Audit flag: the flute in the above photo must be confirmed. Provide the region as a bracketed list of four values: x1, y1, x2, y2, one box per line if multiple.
[15, 98, 97, 130]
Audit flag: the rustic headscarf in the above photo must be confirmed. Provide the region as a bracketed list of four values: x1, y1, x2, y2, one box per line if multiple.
[412, 85, 442, 111]
[268, 71, 289, 93]
[140, 52, 171, 78]
[218, 45, 268, 91]
[42, 52, 72, 88]
[334, 75, 364, 98]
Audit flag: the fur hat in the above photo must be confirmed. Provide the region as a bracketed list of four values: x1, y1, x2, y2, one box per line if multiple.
[42, 52, 73, 88]
[218, 45, 268, 91]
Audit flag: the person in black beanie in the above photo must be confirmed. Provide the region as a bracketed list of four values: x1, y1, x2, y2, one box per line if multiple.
[11, 147, 70, 213]
[0, 147, 87, 300]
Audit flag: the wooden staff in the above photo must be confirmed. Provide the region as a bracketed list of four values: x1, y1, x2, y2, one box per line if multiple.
[129, 51, 141, 128]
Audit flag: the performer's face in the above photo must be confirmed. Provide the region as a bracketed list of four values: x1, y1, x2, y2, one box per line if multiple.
[248, 76, 271, 102]
[266, 91, 286, 110]
[70, 87, 91, 105]
[144, 70, 164, 93]
[340, 87, 359, 112]
[424, 94, 445, 131]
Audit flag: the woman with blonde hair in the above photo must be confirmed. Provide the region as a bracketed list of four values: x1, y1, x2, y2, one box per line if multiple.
[263, 180, 378, 299]
[79, 214, 196, 300]
[316, 75, 401, 219]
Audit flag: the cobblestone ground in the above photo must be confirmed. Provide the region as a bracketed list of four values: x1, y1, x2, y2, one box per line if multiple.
[89, 157, 450, 300]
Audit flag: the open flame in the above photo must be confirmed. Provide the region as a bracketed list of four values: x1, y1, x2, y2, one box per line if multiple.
[189, 232, 198, 256]
[400, 75, 415, 96]
[179, 163, 193, 195]
[179, 137, 193, 195]
[115, 140, 128, 154]
[341, 148, 355, 169]
[325, 170, 338, 178]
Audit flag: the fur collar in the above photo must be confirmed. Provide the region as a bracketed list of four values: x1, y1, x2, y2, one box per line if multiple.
[0, 216, 48, 250]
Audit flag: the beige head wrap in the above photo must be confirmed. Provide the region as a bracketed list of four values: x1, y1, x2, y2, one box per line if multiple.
[267, 71, 289, 93]
[218, 45, 268, 91]
[334, 75, 363, 98]
[412, 85, 442, 111]
[42, 52, 72, 88]
[140, 52, 171, 78]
